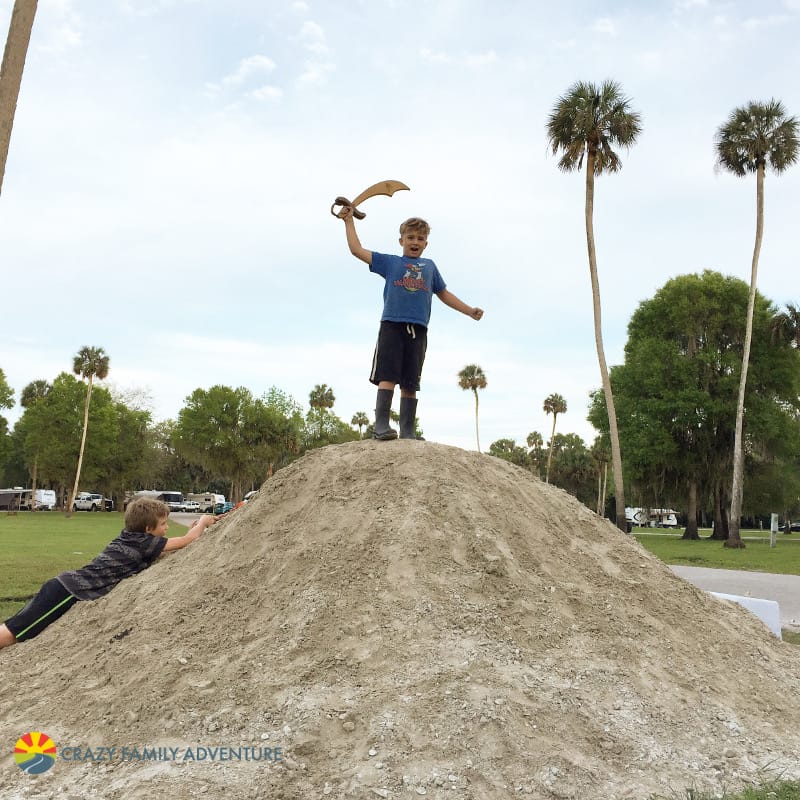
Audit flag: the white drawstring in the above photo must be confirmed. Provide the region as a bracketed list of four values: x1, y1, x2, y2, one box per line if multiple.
[406, 324, 416, 339]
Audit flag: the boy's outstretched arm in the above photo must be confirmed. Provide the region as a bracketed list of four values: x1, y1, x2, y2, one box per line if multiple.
[339, 206, 372, 265]
[162, 514, 218, 553]
[436, 288, 484, 320]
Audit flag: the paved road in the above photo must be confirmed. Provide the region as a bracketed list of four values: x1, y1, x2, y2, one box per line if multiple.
[671, 565, 800, 630]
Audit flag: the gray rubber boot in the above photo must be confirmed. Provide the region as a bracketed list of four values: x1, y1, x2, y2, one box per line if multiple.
[373, 388, 398, 440]
[399, 397, 418, 439]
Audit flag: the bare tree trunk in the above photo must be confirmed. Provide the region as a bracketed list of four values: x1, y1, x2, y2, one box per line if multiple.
[473, 388, 481, 453]
[595, 461, 609, 516]
[596, 469, 602, 515]
[601, 462, 608, 517]
[585, 153, 626, 531]
[710, 484, 731, 540]
[682, 479, 699, 540]
[728, 165, 764, 549]
[0, 0, 37, 196]
[545, 413, 557, 483]
[30, 451, 38, 512]
[67, 376, 93, 517]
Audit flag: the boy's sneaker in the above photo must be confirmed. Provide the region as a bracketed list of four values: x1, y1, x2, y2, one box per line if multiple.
[373, 426, 398, 441]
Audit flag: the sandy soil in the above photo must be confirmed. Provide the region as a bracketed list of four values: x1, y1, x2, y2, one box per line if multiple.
[2, 440, 799, 799]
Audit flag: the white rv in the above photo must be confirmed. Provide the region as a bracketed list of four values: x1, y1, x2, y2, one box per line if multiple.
[20, 489, 57, 511]
[625, 507, 679, 529]
[186, 493, 226, 513]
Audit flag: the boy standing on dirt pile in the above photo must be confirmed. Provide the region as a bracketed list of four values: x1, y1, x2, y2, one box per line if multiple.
[0, 497, 217, 650]
[339, 207, 484, 440]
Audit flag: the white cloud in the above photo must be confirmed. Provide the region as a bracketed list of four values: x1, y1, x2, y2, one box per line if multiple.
[420, 48, 451, 64]
[248, 85, 283, 102]
[298, 20, 331, 56]
[741, 14, 790, 30]
[295, 19, 334, 86]
[465, 49, 498, 67]
[37, 23, 82, 52]
[420, 48, 497, 67]
[222, 54, 277, 86]
[593, 17, 617, 35]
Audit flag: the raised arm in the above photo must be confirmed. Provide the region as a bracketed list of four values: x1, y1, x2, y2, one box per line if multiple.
[339, 206, 372, 265]
[162, 514, 218, 553]
[436, 288, 484, 320]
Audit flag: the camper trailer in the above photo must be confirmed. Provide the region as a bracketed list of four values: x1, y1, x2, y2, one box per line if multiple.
[20, 489, 57, 511]
[186, 493, 226, 513]
[625, 507, 679, 529]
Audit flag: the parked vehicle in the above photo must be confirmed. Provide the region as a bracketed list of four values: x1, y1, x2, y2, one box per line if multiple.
[625, 507, 679, 529]
[0, 488, 24, 511]
[186, 493, 226, 513]
[18, 489, 57, 511]
[183, 500, 200, 513]
[73, 492, 106, 512]
[158, 491, 185, 512]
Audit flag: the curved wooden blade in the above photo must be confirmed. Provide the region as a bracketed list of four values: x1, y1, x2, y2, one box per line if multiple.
[351, 180, 410, 209]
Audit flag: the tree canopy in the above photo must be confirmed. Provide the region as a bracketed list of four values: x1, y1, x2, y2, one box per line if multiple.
[589, 270, 800, 528]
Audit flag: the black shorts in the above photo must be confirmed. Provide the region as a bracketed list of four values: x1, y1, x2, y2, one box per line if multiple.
[4, 578, 78, 642]
[370, 321, 428, 392]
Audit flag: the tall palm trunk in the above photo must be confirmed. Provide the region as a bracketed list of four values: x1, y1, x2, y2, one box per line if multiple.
[30, 451, 38, 512]
[67, 376, 94, 517]
[472, 388, 481, 453]
[0, 0, 37, 195]
[585, 151, 627, 531]
[596, 461, 609, 515]
[728, 164, 763, 548]
[545, 413, 558, 483]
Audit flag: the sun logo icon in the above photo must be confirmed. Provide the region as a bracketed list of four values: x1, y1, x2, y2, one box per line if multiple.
[14, 732, 57, 774]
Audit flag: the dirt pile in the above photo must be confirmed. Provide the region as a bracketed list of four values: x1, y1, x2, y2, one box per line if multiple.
[2, 440, 800, 800]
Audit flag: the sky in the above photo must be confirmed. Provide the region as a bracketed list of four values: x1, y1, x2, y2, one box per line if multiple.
[1, 0, 799, 452]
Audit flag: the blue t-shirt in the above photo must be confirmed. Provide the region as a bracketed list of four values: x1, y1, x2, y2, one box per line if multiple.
[370, 253, 446, 327]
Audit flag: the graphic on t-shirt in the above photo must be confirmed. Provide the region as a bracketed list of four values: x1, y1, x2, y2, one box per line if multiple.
[394, 263, 429, 293]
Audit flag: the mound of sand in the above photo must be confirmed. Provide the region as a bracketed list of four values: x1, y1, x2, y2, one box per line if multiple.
[2, 440, 800, 800]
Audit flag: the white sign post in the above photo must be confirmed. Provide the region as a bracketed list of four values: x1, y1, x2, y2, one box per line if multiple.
[770, 513, 779, 548]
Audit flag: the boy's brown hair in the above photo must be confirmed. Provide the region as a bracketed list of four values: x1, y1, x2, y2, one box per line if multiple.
[125, 497, 170, 533]
[399, 217, 430, 236]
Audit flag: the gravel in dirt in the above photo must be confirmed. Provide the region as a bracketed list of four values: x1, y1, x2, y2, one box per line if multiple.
[2, 440, 799, 799]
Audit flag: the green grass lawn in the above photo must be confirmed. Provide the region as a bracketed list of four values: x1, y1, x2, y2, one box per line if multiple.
[633, 528, 800, 575]
[0, 511, 186, 620]
[666, 782, 800, 799]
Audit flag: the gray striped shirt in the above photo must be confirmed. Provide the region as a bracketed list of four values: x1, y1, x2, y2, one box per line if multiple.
[57, 530, 167, 600]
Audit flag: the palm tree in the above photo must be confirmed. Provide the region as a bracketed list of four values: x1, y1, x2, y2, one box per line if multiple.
[308, 384, 335, 439]
[0, 0, 38, 196]
[309, 384, 335, 410]
[543, 393, 567, 484]
[546, 79, 641, 532]
[20, 378, 50, 510]
[458, 364, 487, 452]
[716, 100, 799, 548]
[67, 346, 110, 516]
[351, 411, 369, 438]
[526, 430, 544, 476]
[770, 302, 800, 348]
